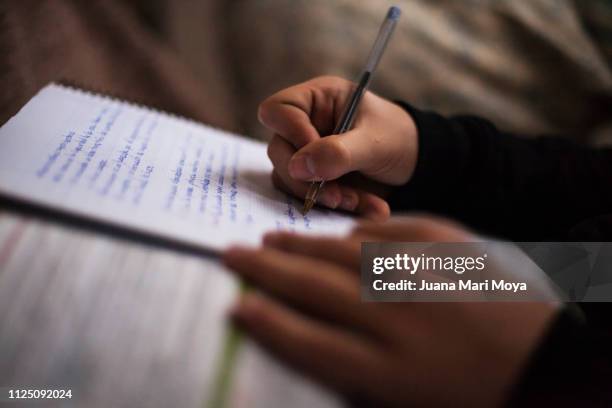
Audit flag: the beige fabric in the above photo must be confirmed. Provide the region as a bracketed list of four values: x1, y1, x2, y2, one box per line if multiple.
[168, 0, 612, 142]
[165, 1, 241, 133]
[0, 0, 232, 130]
[5, 1, 611, 143]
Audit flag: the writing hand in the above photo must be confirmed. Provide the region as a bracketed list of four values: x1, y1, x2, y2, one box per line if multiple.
[259, 76, 418, 221]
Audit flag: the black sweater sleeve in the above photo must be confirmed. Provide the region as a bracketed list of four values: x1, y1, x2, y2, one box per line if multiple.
[508, 307, 612, 407]
[389, 104, 612, 405]
[388, 103, 612, 241]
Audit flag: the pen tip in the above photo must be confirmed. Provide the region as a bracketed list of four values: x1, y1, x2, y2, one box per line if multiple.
[302, 200, 314, 216]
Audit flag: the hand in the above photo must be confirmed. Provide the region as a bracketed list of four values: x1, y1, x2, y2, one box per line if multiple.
[259, 76, 418, 221]
[223, 217, 559, 407]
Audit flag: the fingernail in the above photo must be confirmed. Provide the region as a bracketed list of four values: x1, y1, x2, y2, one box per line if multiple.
[289, 154, 316, 180]
[319, 190, 340, 209]
[340, 194, 358, 211]
[305, 156, 317, 175]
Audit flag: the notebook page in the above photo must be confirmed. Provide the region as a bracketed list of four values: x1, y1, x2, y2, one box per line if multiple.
[0, 212, 340, 408]
[0, 84, 354, 252]
[0, 212, 238, 407]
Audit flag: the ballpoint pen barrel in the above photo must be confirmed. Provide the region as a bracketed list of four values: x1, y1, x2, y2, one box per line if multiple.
[302, 6, 400, 215]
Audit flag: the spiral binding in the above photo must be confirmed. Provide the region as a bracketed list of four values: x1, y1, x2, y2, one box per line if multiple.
[54, 78, 241, 140]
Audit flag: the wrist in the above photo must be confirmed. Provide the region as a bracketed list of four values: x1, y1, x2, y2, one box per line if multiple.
[385, 102, 466, 209]
[399, 104, 419, 183]
[371, 100, 418, 185]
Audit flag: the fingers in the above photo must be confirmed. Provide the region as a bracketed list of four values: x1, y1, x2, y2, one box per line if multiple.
[288, 130, 373, 181]
[260, 76, 364, 183]
[353, 193, 390, 221]
[268, 135, 342, 208]
[263, 231, 362, 271]
[354, 216, 476, 242]
[231, 292, 385, 397]
[258, 76, 354, 148]
[258, 87, 321, 148]
[268, 134, 390, 220]
[273, 170, 389, 220]
[223, 246, 387, 335]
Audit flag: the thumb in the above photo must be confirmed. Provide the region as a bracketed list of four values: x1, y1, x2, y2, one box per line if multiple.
[287, 130, 371, 181]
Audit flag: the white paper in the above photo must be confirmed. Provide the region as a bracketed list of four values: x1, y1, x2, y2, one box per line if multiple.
[0, 212, 343, 407]
[0, 212, 239, 407]
[0, 84, 354, 252]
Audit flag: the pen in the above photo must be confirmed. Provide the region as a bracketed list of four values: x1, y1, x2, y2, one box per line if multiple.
[302, 6, 401, 215]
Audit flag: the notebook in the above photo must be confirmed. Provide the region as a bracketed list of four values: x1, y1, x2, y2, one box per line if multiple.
[0, 211, 341, 408]
[0, 84, 354, 253]
[0, 85, 349, 407]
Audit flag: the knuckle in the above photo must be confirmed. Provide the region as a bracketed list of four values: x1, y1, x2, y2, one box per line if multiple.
[316, 75, 346, 85]
[311, 75, 351, 92]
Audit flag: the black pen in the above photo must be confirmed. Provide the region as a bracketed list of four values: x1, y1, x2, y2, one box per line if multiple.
[303, 6, 401, 214]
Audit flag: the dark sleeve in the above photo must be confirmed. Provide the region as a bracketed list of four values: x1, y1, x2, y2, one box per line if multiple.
[508, 308, 612, 407]
[388, 103, 612, 241]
